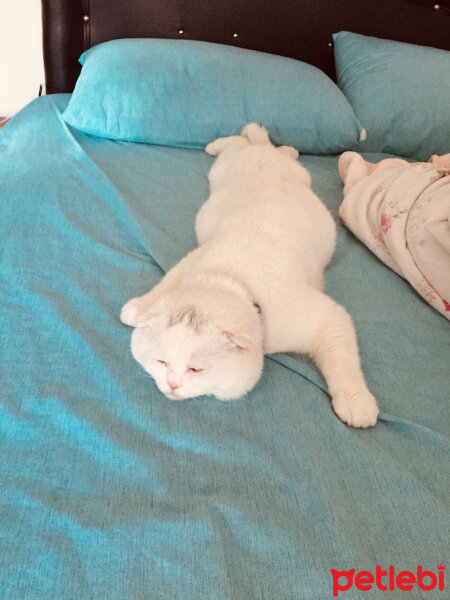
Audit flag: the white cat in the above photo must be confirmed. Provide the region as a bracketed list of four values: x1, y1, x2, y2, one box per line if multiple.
[121, 124, 379, 428]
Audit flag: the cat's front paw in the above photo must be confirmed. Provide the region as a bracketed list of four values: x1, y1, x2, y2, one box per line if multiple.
[332, 389, 379, 428]
[120, 298, 145, 327]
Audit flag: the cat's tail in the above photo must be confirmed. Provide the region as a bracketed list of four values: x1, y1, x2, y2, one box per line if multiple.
[241, 123, 271, 145]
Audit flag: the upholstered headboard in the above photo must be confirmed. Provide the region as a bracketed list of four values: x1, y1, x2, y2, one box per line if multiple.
[41, 0, 450, 94]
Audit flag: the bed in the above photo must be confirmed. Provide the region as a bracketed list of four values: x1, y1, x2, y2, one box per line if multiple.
[1, 1, 449, 598]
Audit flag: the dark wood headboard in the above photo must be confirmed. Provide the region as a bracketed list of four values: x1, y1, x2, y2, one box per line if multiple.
[42, 0, 450, 94]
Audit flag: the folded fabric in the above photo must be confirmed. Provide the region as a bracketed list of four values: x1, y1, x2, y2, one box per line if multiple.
[338, 152, 450, 319]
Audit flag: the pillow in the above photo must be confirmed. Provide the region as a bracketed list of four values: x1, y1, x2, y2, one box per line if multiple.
[333, 31, 450, 161]
[62, 38, 364, 153]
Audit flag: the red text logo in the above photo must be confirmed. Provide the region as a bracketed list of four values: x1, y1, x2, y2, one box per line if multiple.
[330, 564, 445, 597]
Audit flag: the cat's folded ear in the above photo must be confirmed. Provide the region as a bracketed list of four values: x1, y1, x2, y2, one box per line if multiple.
[223, 330, 253, 351]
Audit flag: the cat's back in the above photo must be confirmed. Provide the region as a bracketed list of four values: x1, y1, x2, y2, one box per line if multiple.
[196, 131, 336, 284]
[212, 144, 334, 244]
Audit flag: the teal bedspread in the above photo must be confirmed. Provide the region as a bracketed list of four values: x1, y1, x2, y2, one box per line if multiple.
[1, 96, 448, 599]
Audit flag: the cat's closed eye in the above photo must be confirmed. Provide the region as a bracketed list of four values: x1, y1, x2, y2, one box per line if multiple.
[156, 360, 167, 366]
[188, 367, 204, 373]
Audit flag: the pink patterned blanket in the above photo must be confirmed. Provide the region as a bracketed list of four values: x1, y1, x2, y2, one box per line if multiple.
[338, 152, 450, 320]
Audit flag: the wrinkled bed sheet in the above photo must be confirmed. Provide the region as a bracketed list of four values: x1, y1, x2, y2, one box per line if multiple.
[0, 95, 449, 599]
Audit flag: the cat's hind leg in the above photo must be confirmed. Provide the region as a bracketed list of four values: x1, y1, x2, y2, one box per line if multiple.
[277, 145, 299, 160]
[205, 135, 243, 156]
[272, 287, 379, 428]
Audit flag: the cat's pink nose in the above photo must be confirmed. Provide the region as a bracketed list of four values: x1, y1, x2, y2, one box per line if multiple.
[168, 381, 180, 391]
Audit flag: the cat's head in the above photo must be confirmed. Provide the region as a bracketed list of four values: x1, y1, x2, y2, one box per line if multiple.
[130, 287, 264, 401]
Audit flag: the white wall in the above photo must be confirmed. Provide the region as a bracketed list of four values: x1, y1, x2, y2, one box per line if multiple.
[0, 0, 45, 116]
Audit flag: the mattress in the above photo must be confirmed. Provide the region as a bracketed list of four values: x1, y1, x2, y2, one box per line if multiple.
[0, 95, 448, 599]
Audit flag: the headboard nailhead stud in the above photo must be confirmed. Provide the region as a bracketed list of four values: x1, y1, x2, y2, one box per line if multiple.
[83, 15, 89, 22]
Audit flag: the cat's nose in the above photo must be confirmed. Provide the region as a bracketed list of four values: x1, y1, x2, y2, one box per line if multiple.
[168, 381, 180, 391]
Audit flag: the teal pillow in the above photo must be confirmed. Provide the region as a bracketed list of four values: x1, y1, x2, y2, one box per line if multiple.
[62, 38, 364, 153]
[333, 31, 450, 160]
